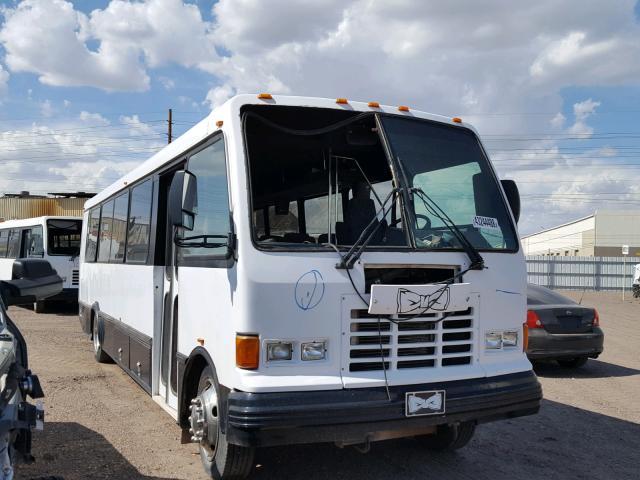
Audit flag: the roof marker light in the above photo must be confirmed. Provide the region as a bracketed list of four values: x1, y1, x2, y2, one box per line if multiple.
[368, 101, 380, 108]
[336, 98, 348, 104]
[398, 105, 410, 112]
[257, 93, 273, 100]
[215, 120, 223, 128]
[452, 117, 462, 123]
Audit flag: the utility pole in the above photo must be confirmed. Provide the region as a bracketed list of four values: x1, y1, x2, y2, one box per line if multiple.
[167, 108, 173, 144]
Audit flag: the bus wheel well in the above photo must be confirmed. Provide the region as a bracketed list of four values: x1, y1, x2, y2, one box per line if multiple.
[180, 354, 209, 428]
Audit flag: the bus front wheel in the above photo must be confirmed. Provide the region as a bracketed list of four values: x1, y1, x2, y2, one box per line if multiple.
[193, 366, 255, 480]
[417, 422, 476, 450]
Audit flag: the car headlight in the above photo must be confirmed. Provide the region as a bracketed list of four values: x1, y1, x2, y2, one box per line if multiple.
[266, 342, 293, 361]
[301, 341, 326, 361]
[502, 330, 519, 347]
[485, 332, 503, 350]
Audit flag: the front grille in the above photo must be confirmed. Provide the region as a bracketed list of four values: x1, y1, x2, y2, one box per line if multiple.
[72, 269, 79, 286]
[347, 303, 476, 372]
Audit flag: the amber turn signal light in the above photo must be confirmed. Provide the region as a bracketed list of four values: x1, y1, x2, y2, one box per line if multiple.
[236, 334, 260, 369]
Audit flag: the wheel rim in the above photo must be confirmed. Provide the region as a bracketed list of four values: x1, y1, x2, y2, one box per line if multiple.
[190, 378, 219, 458]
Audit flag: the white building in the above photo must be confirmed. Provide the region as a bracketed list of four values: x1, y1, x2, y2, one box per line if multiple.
[522, 210, 640, 257]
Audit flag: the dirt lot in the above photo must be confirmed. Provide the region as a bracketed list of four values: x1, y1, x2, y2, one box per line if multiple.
[12, 291, 640, 480]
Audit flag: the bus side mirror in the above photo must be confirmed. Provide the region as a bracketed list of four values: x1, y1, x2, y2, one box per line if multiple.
[169, 171, 198, 231]
[500, 179, 520, 224]
[0, 259, 62, 307]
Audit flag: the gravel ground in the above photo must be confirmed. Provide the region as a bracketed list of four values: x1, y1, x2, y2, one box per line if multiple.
[13, 291, 640, 480]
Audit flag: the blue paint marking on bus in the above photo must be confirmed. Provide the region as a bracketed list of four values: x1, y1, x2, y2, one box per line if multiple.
[295, 270, 325, 310]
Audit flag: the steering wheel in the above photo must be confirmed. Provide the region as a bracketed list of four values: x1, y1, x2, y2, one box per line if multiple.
[414, 214, 431, 237]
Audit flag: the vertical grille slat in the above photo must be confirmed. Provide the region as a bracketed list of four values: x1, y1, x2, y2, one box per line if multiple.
[348, 303, 475, 372]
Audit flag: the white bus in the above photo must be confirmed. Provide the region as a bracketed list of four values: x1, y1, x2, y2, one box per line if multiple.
[0, 216, 81, 311]
[79, 94, 541, 479]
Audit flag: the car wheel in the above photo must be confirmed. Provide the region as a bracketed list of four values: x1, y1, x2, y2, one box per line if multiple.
[194, 366, 255, 480]
[557, 356, 588, 368]
[92, 315, 111, 363]
[416, 422, 476, 451]
[33, 300, 47, 313]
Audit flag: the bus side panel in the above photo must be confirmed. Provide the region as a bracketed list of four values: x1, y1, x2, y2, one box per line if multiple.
[176, 266, 237, 389]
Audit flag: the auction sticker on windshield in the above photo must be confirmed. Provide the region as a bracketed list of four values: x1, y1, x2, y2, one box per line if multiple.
[473, 216, 500, 230]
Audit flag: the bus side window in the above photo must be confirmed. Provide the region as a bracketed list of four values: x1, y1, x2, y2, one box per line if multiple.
[6, 229, 20, 258]
[179, 138, 230, 261]
[24, 226, 44, 257]
[86, 207, 101, 262]
[110, 191, 129, 263]
[0, 230, 8, 258]
[98, 200, 115, 262]
[126, 179, 152, 264]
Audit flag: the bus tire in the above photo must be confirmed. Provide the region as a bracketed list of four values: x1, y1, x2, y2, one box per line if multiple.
[92, 315, 111, 363]
[417, 422, 476, 451]
[196, 366, 255, 480]
[34, 300, 47, 313]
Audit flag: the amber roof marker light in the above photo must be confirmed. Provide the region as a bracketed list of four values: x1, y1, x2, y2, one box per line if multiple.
[398, 105, 410, 112]
[257, 93, 273, 100]
[368, 101, 380, 108]
[336, 98, 348, 104]
[452, 117, 463, 123]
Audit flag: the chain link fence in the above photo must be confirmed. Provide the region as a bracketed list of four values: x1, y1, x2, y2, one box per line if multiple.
[526, 255, 640, 291]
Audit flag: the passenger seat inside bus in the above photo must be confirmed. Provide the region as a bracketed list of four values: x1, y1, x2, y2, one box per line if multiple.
[346, 182, 384, 244]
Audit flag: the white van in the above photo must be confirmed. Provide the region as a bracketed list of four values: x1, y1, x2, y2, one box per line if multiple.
[0, 216, 81, 311]
[79, 94, 541, 479]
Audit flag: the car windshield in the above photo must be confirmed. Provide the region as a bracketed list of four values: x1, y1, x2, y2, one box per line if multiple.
[244, 106, 516, 252]
[47, 219, 82, 256]
[380, 116, 518, 251]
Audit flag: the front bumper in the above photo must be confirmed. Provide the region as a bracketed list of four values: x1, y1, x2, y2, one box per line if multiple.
[527, 328, 604, 360]
[224, 370, 542, 447]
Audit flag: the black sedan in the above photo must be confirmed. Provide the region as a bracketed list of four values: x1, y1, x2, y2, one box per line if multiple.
[526, 284, 604, 368]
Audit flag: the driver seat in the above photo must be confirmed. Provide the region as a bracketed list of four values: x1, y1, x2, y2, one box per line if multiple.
[346, 182, 384, 244]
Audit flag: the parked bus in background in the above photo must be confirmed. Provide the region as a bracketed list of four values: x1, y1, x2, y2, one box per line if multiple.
[0, 216, 82, 311]
[79, 94, 541, 480]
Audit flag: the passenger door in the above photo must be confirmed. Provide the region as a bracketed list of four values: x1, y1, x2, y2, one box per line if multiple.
[158, 135, 232, 410]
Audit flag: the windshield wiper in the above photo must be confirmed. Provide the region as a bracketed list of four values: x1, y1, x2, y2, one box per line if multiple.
[335, 188, 399, 269]
[411, 187, 484, 270]
[176, 234, 229, 249]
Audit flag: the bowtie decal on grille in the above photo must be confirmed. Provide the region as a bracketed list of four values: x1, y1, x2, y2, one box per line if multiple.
[396, 287, 450, 314]
[408, 392, 443, 414]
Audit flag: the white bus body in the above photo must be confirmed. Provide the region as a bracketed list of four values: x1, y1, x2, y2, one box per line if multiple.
[0, 216, 81, 308]
[79, 95, 541, 479]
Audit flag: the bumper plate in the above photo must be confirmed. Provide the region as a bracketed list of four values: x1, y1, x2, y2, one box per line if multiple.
[406, 390, 446, 417]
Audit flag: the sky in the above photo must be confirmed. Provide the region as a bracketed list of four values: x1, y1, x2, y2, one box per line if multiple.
[0, 0, 639, 236]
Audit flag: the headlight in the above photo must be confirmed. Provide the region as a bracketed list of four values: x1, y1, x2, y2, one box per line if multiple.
[301, 341, 326, 361]
[266, 342, 292, 361]
[485, 332, 502, 350]
[502, 330, 519, 347]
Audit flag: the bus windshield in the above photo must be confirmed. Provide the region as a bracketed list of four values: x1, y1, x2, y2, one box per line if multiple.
[47, 219, 82, 256]
[380, 116, 518, 251]
[244, 106, 516, 252]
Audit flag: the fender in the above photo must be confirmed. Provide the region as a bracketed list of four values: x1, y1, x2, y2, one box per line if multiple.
[178, 347, 230, 434]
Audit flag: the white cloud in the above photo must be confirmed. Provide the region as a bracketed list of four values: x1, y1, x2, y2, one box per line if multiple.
[550, 112, 566, 129]
[159, 76, 175, 90]
[204, 84, 235, 109]
[40, 99, 53, 117]
[0, 64, 9, 98]
[119, 114, 157, 136]
[79, 111, 110, 125]
[567, 98, 600, 137]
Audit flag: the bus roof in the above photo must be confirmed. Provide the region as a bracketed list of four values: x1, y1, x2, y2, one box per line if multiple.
[0, 216, 82, 229]
[85, 94, 475, 210]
